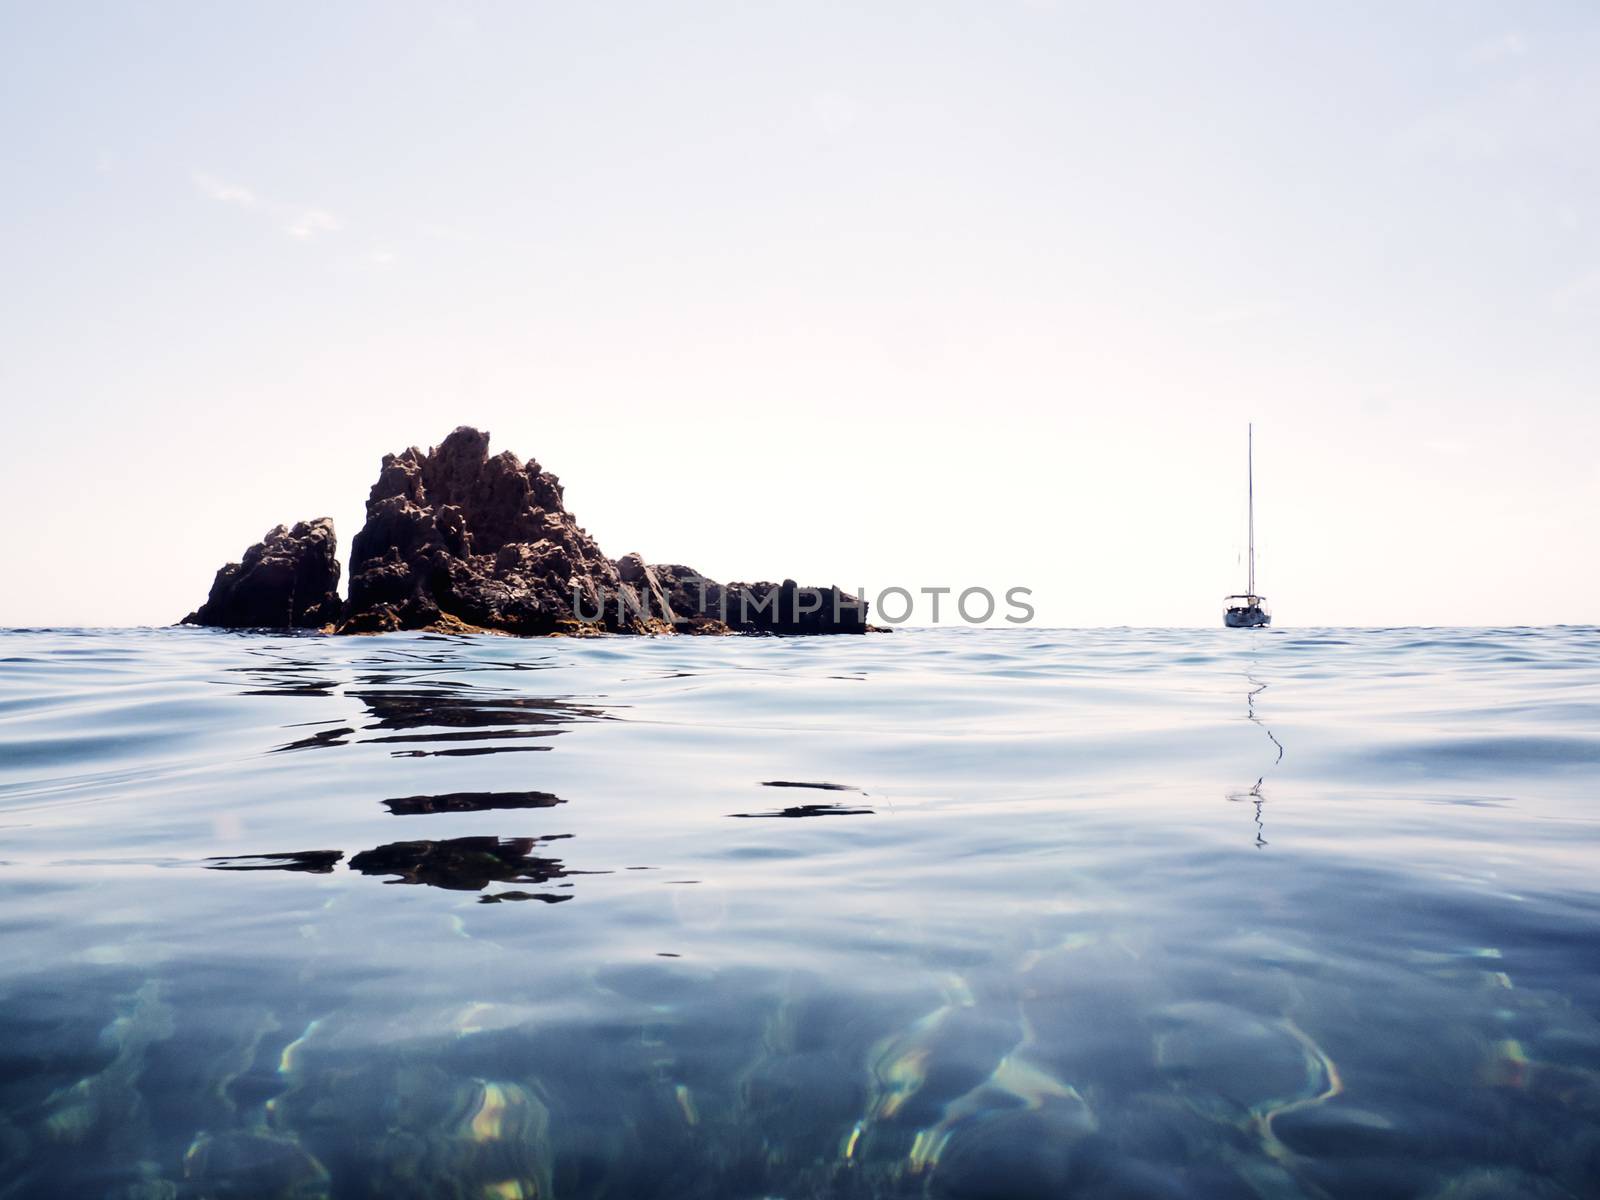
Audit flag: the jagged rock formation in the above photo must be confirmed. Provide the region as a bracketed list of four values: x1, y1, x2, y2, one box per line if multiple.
[339, 427, 636, 634]
[184, 427, 869, 636]
[181, 519, 341, 629]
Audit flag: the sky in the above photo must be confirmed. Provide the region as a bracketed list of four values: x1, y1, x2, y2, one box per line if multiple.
[1, 1, 1596, 628]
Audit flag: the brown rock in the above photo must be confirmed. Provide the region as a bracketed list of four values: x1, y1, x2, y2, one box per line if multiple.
[651, 564, 734, 634]
[340, 427, 650, 635]
[612, 552, 676, 630]
[182, 519, 341, 629]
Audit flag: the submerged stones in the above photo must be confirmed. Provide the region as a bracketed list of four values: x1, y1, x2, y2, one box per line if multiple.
[183, 427, 869, 636]
[19, 953, 1600, 1199]
[182, 519, 342, 630]
[266, 1062, 552, 1200]
[39, 980, 174, 1155]
[182, 1130, 330, 1200]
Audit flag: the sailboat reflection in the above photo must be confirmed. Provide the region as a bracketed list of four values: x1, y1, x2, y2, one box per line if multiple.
[1226, 670, 1284, 848]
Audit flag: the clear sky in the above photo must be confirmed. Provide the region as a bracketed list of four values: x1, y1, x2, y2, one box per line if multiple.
[1, 1, 1595, 627]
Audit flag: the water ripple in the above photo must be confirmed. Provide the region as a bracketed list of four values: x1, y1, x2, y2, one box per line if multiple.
[1, 625, 1599, 1197]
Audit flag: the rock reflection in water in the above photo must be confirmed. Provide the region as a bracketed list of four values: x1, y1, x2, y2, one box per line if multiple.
[350, 836, 575, 891]
[739, 780, 872, 817]
[208, 836, 592, 898]
[729, 804, 874, 819]
[272, 726, 356, 753]
[382, 790, 565, 816]
[231, 648, 611, 759]
[206, 850, 345, 873]
[760, 780, 860, 792]
[353, 688, 606, 728]
[389, 744, 553, 758]
[351, 689, 607, 758]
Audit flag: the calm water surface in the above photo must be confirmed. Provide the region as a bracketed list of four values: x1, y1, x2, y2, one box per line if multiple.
[2, 626, 1599, 1199]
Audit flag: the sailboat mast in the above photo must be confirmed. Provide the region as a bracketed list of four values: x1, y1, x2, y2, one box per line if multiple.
[1247, 423, 1255, 598]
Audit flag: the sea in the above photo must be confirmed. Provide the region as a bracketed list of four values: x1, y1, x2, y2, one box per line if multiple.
[1, 625, 1598, 1199]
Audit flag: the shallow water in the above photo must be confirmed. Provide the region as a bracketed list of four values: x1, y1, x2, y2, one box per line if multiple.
[2, 625, 1599, 1199]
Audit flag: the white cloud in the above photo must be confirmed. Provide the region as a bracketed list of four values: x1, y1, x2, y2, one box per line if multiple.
[285, 209, 340, 240]
[192, 170, 340, 240]
[192, 170, 258, 208]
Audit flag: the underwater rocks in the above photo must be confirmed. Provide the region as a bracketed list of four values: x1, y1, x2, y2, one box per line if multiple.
[181, 519, 342, 630]
[183, 1130, 330, 1200]
[184, 427, 869, 636]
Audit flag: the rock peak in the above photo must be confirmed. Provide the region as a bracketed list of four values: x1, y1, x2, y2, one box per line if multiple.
[341, 427, 618, 633]
[182, 518, 341, 629]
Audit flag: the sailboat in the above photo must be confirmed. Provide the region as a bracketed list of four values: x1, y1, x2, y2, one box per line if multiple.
[1224, 424, 1271, 629]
